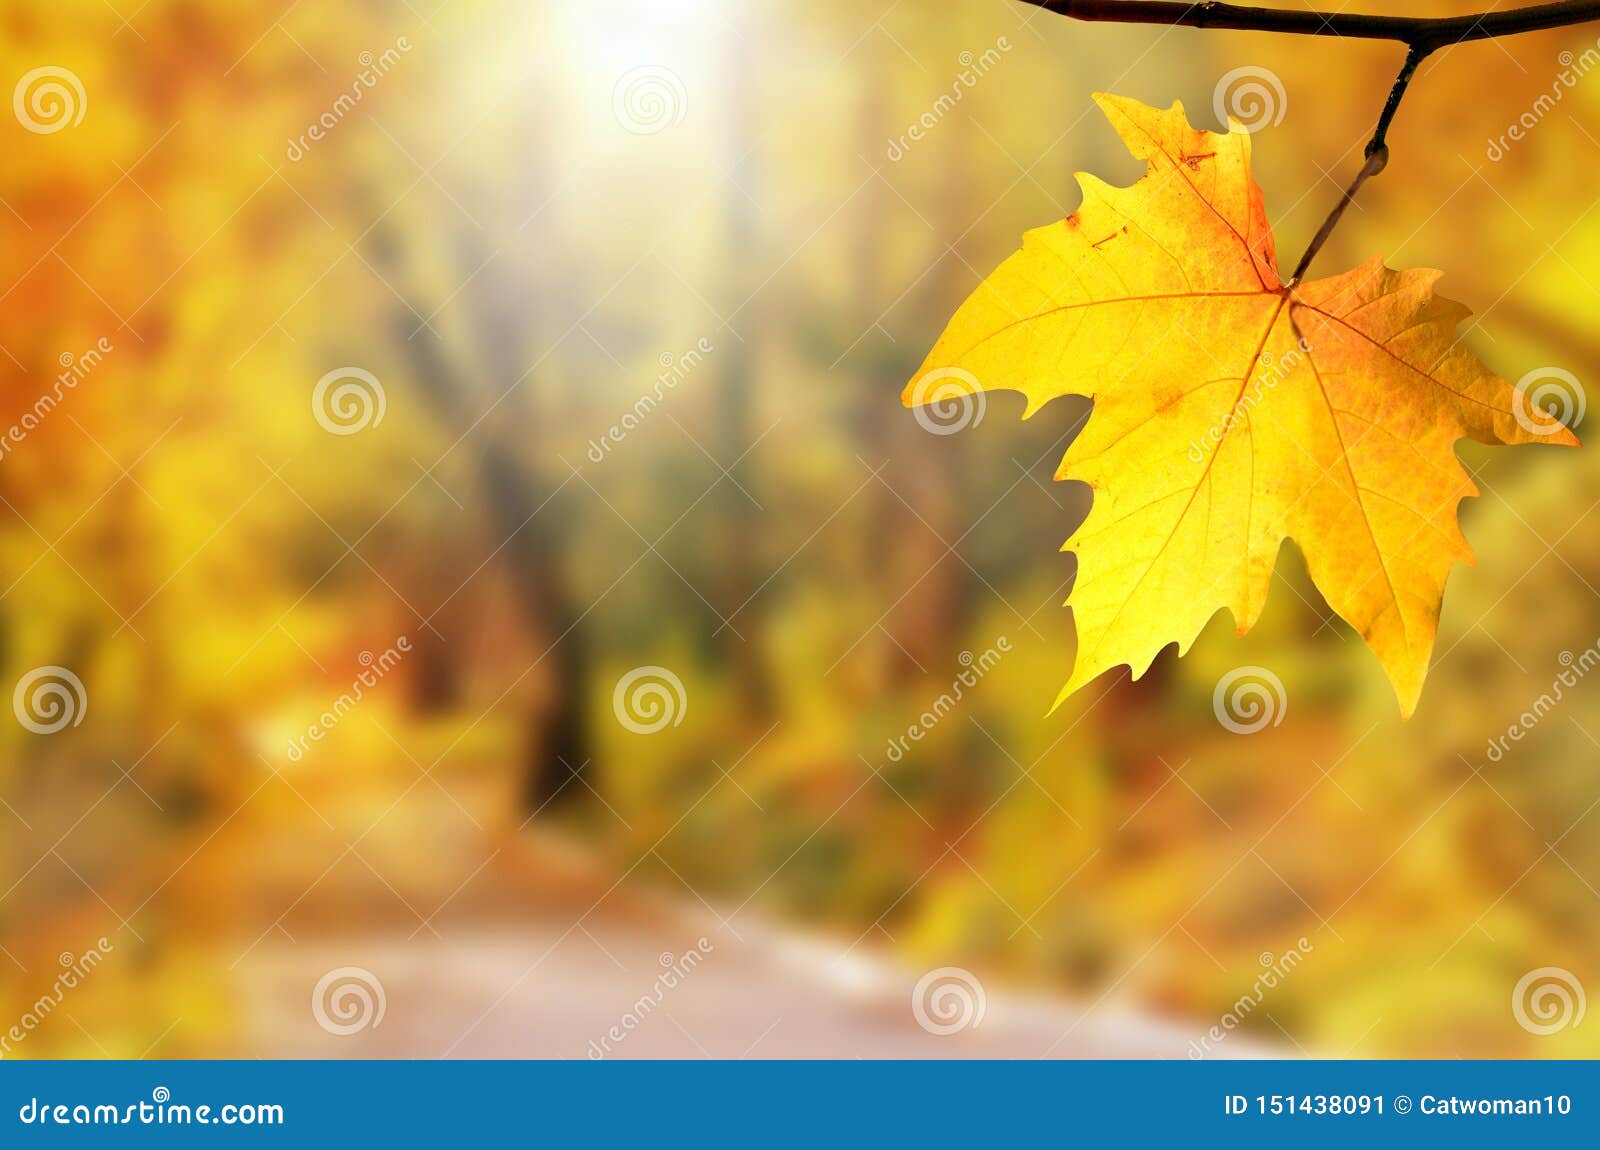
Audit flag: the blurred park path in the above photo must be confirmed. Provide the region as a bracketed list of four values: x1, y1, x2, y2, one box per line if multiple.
[230, 832, 1260, 1060]
[4, 721, 1276, 1060]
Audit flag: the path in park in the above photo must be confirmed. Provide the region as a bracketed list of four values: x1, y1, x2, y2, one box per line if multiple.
[5, 758, 1272, 1059]
[233, 836, 1261, 1060]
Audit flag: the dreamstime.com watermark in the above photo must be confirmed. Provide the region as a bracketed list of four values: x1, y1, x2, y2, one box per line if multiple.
[587, 938, 715, 1058]
[1212, 65, 1287, 132]
[1187, 338, 1311, 463]
[0, 338, 113, 464]
[1212, 665, 1286, 734]
[1512, 967, 1586, 1036]
[882, 637, 1011, 764]
[612, 665, 687, 734]
[885, 36, 1013, 161]
[16, 1088, 283, 1128]
[0, 939, 114, 1059]
[1485, 640, 1600, 762]
[285, 638, 411, 762]
[613, 65, 686, 134]
[286, 36, 414, 161]
[912, 966, 987, 1036]
[586, 338, 714, 463]
[312, 366, 386, 435]
[12, 665, 87, 734]
[312, 966, 386, 1036]
[1186, 937, 1313, 1058]
[1511, 367, 1585, 436]
[1487, 38, 1600, 160]
[906, 367, 985, 434]
[13, 65, 85, 134]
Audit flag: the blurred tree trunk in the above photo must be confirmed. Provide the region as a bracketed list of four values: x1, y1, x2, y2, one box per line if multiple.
[716, 28, 773, 717]
[848, 43, 897, 682]
[886, 71, 973, 679]
[364, 217, 591, 816]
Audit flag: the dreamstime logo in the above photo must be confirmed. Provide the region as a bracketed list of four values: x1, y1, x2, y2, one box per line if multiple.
[1, 937, 114, 1060]
[586, 338, 714, 463]
[911, 966, 986, 1036]
[885, 35, 1013, 161]
[1187, 938, 1313, 1058]
[908, 367, 985, 435]
[1186, 338, 1310, 462]
[1487, 39, 1600, 160]
[1212, 65, 1286, 132]
[612, 665, 687, 734]
[13, 66, 86, 134]
[285, 36, 413, 161]
[1486, 641, 1600, 763]
[1512, 367, 1585, 436]
[312, 367, 386, 435]
[882, 637, 1011, 764]
[311, 966, 386, 1036]
[12, 666, 87, 734]
[587, 939, 715, 1059]
[613, 65, 686, 134]
[16, 1087, 282, 1126]
[285, 637, 411, 763]
[1212, 666, 1285, 734]
[0, 337, 114, 464]
[1512, 966, 1586, 1036]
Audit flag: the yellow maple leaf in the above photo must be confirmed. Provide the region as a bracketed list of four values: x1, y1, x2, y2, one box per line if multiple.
[904, 93, 1577, 717]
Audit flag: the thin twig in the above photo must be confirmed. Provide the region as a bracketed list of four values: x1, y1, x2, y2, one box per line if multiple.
[1287, 44, 1424, 286]
[1022, 0, 1600, 282]
[1019, 0, 1600, 49]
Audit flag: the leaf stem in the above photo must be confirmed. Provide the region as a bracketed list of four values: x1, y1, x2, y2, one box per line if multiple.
[1286, 44, 1425, 288]
[1023, 1, 1600, 284]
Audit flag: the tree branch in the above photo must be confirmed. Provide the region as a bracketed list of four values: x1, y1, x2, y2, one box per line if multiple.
[1020, 0, 1600, 49]
[1023, 1, 1600, 281]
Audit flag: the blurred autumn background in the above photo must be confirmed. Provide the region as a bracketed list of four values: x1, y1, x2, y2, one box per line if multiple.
[2, 0, 1598, 1059]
